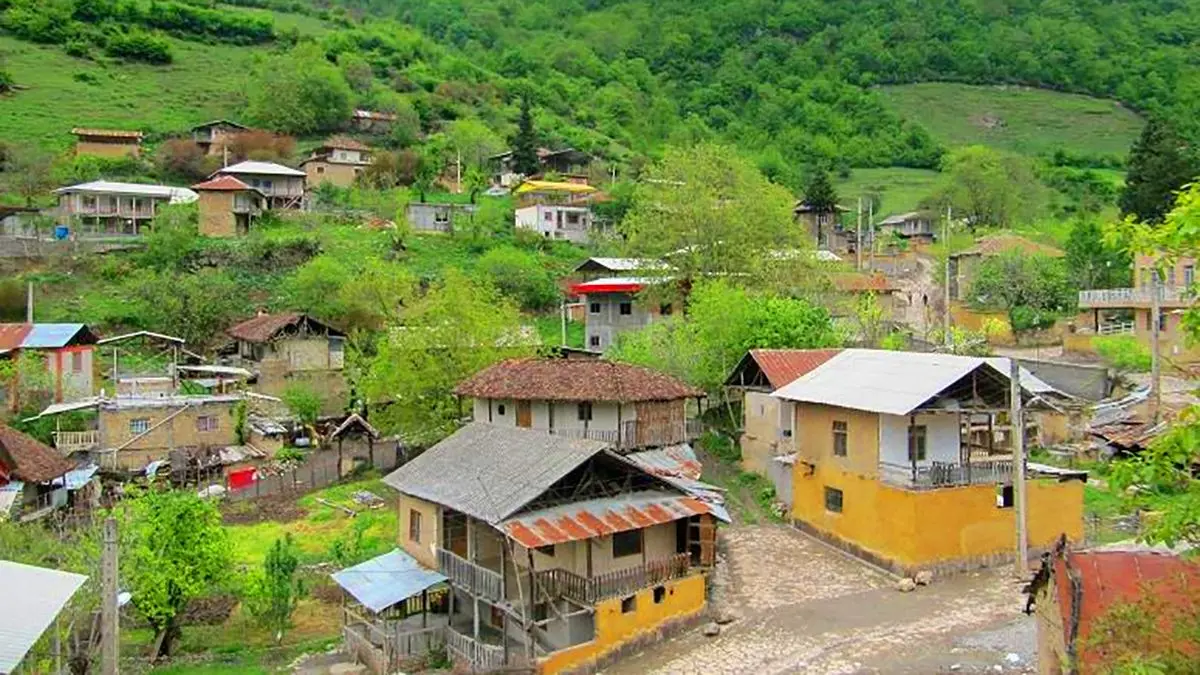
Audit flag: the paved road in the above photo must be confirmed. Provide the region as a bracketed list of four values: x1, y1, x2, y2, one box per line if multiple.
[601, 525, 1037, 675]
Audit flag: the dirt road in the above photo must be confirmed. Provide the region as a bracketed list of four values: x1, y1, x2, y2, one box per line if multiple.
[601, 525, 1037, 675]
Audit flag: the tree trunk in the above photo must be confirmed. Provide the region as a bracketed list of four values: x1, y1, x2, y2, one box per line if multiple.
[150, 617, 181, 661]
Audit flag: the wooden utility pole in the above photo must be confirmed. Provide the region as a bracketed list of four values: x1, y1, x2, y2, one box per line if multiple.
[1150, 269, 1163, 423]
[867, 201, 875, 270]
[856, 197, 863, 270]
[560, 299, 568, 347]
[101, 517, 119, 675]
[1010, 359, 1028, 576]
[943, 206, 952, 348]
[26, 281, 33, 323]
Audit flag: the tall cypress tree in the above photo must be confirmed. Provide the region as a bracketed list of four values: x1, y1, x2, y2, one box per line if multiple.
[511, 97, 540, 176]
[802, 166, 839, 212]
[1119, 118, 1197, 224]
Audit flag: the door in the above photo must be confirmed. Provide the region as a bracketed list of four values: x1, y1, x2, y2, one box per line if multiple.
[516, 400, 532, 428]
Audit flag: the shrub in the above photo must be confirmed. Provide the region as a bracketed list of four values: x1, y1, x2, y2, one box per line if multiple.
[474, 246, 560, 311]
[699, 431, 741, 463]
[225, 130, 295, 165]
[153, 139, 207, 181]
[105, 29, 173, 64]
[1094, 335, 1152, 373]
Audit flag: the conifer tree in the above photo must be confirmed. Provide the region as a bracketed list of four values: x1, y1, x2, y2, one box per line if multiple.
[1119, 118, 1197, 224]
[511, 97, 540, 176]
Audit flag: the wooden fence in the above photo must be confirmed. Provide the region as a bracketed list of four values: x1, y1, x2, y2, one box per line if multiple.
[225, 439, 409, 502]
[536, 553, 692, 604]
[446, 626, 507, 672]
[436, 548, 504, 600]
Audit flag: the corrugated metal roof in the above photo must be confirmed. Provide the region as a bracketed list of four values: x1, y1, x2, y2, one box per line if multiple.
[21, 324, 91, 349]
[0, 561, 87, 673]
[331, 549, 447, 614]
[572, 258, 666, 273]
[569, 276, 660, 295]
[743, 349, 843, 390]
[983, 358, 1062, 397]
[0, 324, 32, 351]
[382, 423, 610, 524]
[216, 160, 306, 177]
[514, 180, 597, 195]
[53, 181, 197, 203]
[623, 445, 731, 523]
[772, 349, 1000, 416]
[501, 491, 716, 548]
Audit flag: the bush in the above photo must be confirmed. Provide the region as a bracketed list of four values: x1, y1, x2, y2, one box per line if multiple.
[225, 130, 295, 165]
[105, 29, 173, 64]
[699, 431, 741, 463]
[474, 246, 560, 311]
[1094, 335, 1152, 373]
[154, 139, 208, 181]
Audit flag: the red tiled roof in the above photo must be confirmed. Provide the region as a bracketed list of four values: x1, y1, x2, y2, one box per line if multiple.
[320, 135, 371, 151]
[957, 234, 1064, 258]
[191, 175, 255, 192]
[831, 273, 898, 293]
[748, 349, 842, 390]
[0, 324, 33, 351]
[1054, 548, 1200, 668]
[454, 358, 703, 402]
[0, 425, 73, 483]
[71, 128, 143, 139]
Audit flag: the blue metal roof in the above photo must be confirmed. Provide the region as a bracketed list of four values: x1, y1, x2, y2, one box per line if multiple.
[21, 324, 89, 348]
[331, 549, 447, 613]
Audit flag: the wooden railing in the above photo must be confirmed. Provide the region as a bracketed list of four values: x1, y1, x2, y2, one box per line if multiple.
[535, 553, 693, 605]
[1097, 321, 1135, 336]
[445, 626, 506, 672]
[1079, 286, 1188, 307]
[343, 607, 444, 675]
[546, 418, 702, 449]
[53, 430, 100, 454]
[437, 548, 503, 600]
[880, 459, 1014, 489]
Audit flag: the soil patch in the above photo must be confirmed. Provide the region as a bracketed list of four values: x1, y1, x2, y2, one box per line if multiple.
[222, 493, 306, 525]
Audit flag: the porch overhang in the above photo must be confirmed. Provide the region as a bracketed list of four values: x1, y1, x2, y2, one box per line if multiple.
[331, 549, 447, 614]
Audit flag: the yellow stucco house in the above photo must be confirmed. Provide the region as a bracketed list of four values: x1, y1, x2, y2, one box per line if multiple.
[774, 349, 1086, 577]
[370, 423, 726, 675]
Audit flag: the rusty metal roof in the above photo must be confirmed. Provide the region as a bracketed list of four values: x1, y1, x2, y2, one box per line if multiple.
[501, 491, 715, 548]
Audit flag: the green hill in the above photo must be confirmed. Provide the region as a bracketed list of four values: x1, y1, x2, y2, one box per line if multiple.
[877, 83, 1144, 161]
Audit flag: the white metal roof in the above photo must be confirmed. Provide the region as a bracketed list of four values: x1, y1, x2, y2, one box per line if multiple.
[983, 357, 1062, 397]
[771, 349, 1002, 416]
[215, 161, 306, 177]
[53, 181, 198, 203]
[0, 560, 87, 673]
[575, 257, 666, 272]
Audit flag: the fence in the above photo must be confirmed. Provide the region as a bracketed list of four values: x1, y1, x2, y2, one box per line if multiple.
[436, 548, 504, 600]
[535, 553, 693, 604]
[224, 439, 409, 502]
[879, 459, 1013, 489]
[445, 626, 507, 672]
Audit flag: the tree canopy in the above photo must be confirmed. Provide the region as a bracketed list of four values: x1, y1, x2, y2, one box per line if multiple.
[966, 250, 1074, 333]
[246, 45, 354, 135]
[930, 146, 1044, 229]
[1119, 119, 1199, 225]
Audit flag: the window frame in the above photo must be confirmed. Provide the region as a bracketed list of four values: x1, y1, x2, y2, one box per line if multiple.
[129, 418, 151, 435]
[589, 335, 601, 348]
[70, 351, 84, 374]
[409, 509, 422, 542]
[824, 486, 843, 513]
[612, 529, 642, 558]
[589, 302, 601, 314]
[196, 415, 218, 433]
[618, 302, 633, 316]
[907, 425, 927, 462]
[577, 401, 593, 421]
[832, 420, 848, 457]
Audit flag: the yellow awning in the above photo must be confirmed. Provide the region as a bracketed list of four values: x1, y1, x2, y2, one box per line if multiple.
[514, 180, 598, 195]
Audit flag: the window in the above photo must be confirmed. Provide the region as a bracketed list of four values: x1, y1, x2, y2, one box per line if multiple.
[196, 416, 218, 432]
[536, 544, 555, 557]
[1167, 267, 1177, 287]
[544, 211, 554, 221]
[620, 595, 637, 613]
[316, 166, 325, 174]
[1146, 311, 1153, 331]
[997, 485, 1014, 508]
[832, 421, 847, 457]
[653, 585, 666, 604]
[907, 425, 927, 462]
[409, 509, 422, 542]
[589, 302, 601, 314]
[824, 486, 843, 513]
[434, 208, 450, 224]
[578, 402, 593, 421]
[71, 351, 83, 373]
[497, 404, 506, 416]
[566, 212, 580, 225]
[1159, 312, 1168, 332]
[612, 530, 642, 558]
[129, 418, 150, 435]
[659, 304, 673, 316]
[619, 302, 632, 315]
[1185, 265, 1195, 287]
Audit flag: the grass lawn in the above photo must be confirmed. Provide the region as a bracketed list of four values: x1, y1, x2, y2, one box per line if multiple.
[833, 167, 943, 218]
[878, 83, 1143, 159]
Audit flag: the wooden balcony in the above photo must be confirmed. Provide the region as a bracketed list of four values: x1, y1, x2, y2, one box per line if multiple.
[445, 626, 507, 672]
[53, 430, 100, 454]
[546, 419, 703, 449]
[535, 553, 693, 605]
[879, 459, 1014, 489]
[436, 548, 503, 601]
[1079, 286, 1190, 309]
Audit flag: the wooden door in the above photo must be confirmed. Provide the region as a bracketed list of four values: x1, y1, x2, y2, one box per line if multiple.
[516, 400, 532, 428]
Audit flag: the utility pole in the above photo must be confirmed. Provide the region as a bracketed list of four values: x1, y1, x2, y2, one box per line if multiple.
[867, 201, 875, 270]
[101, 517, 119, 675]
[455, 149, 463, 194]
[943, 205, 952, 349]
[26, 281, 33, 323]
[560, 300, 567, 347]
[1150, 268, 1162, 422]
[1010, 358, 1028, 577]
[856, 197, 863, 271]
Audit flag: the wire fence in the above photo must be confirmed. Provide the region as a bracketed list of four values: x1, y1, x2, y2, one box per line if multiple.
[1084, 511, 1143, 547]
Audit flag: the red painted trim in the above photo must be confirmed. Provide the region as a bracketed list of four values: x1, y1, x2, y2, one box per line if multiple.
[54, 351, 63, 402]
[569, 282, 645, 295]
[57, 345, 92, 354]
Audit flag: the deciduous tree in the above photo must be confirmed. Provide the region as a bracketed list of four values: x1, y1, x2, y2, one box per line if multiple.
[246, 45, 353, 136]
[931, 146, 1044, 229]
[1064, 217, 1131, 290]
[966, 250, 1074, 333]
[245, 535, 304, 644]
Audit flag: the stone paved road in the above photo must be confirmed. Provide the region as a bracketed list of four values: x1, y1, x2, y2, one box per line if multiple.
[601, 525, 1036, 675]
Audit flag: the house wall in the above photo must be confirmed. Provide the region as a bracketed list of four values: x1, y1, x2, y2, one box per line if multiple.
[398, 493, 442, 570]
[470, 398, 650, 436]
[1130, 307, 1200, 364]
[515, 205, 592, 244]
[228, 174, 306, 199]
[198, 191, 237, 237]
[406, 204, 477, 232]
[100, 400, 240, 470]
[877, 412, 961, 468]
[44, 346, 94, 402]
[75, 139, 140, 158]
[740, 390, 783, 474]
[512, 522, 678, 579]
[1035, 576, 1069, 675]
[537, 573, 707, 675]
[582, 292, 655, 352]
[305, 160, 363, 189]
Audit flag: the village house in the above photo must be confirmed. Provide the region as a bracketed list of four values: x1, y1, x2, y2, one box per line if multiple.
[949, 234, 1065, 302]
[190, 119, 250, 156]
[514, 180, 599, 243]
[0, 323, 98, 410]
[1076, 253, 1200, 363]
[0, 205, 41, 239]
[224, 312, 347, 416]
[300, 137, 374, 189]
[351, 109, 398, 134]
[773, 349, 1086, 577]
[1026, 539, 1200, 675]
[54, 181, 198, 237]
[828, 271, 907, 324]
[877, 211, 936, 247]
[405, 202, 477, 233]
[0, 424, 74, 521]
[213, 161, 306, 210]
[569, 277, 671, 352]
[794, 201, 854, 253]
[71, 128, 143, 158]
[191, 175, 266, 237]
[342, 422, 723, 675]
[491, 147, 593, 187]
[454, 358, 704, 450]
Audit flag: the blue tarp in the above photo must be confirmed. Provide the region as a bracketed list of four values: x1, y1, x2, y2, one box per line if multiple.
[331, 548, 447, 613]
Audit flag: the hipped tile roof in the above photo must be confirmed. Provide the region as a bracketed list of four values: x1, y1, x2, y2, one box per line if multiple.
[226, 313, 343, 344]
[191, 175, 256, 192]
[454, 358, 703, 402]
[0, 426, 73, 483]
[956, 234, 1064, 258]
[71, 128, 143, 139]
